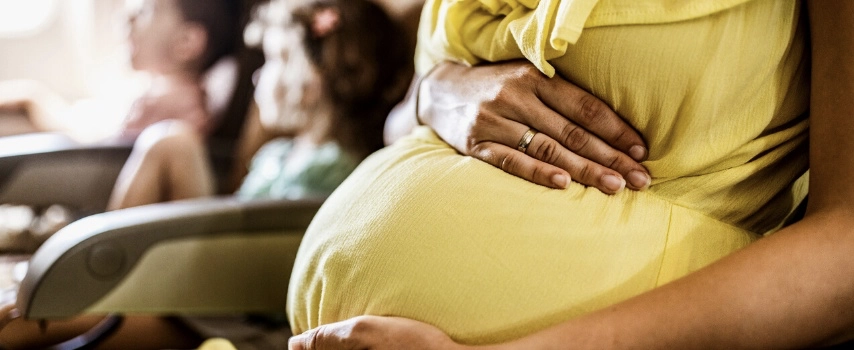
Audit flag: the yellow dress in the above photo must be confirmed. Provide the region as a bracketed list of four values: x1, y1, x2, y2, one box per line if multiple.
[287, 0, 810, 344]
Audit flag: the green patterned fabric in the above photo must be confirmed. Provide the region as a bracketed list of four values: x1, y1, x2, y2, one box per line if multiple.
[236, 138, 360, 200]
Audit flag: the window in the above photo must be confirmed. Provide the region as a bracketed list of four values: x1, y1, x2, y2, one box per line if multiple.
[0, 0, 58, 37]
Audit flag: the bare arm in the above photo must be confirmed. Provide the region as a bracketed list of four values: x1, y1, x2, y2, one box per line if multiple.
[0, 80, 70, 132]
[496, 1, 854, 348]
[292, 1, 854, 349]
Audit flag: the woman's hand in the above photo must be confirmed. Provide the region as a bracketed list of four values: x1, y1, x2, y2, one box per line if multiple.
[289, 316, 467, 350]
[418, 61, 650, 194]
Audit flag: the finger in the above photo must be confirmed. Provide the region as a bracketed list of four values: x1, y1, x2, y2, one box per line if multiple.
[525, 132, 635, 194]
[537, 77, 648, 162]
[289, 319, 373, 350]
[532, 123, 650, 190]
[289, 325, 350, 350]
[484, 115, 649, 191]
[289, 330, 312, 350]
[471, 141, 571, 189]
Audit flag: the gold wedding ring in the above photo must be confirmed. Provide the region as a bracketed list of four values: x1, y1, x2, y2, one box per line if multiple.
[517, 128, 537, 154]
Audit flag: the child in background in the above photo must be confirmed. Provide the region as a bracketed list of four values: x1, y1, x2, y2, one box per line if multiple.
[0, 0, 243, 255]
[108, 0, 410, 209]
[1, 0, 410, 348]
[0, 0, 241, 141]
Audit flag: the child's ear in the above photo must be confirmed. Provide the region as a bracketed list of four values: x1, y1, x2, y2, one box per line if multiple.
[174, 23, 208, 66]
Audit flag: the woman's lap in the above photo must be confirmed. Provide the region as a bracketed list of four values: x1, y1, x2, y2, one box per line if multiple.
[287, 127, 757, 344]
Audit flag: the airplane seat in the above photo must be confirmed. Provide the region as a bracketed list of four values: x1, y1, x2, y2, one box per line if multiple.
[0, 47, 264, 221]
[4, 1, 423, 347]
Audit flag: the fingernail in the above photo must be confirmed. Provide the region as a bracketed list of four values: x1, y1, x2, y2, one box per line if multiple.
[629, 145, 647, 162]
[602, 175, 625, 193]
[627, 170, 651, 190]
[552, 174, 569, 189]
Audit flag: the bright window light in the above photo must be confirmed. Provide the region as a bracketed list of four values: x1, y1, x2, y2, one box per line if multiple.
[0, 0, 58, 37]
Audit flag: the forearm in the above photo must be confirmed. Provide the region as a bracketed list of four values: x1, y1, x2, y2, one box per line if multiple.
[487, 212, 854, 349]
[490, 2, 854, 348]
[0, 80, 69, 131]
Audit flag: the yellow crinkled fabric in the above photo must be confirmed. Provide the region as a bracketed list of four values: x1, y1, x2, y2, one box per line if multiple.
[416, 0, 754, 76]
[289, 0, 810, 345]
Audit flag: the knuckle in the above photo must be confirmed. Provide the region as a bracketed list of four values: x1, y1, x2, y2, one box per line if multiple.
[560, 124, 592, 152]
[575, 162, 596, 182]
[464, 138, 479, 155]
[529, 139, 561, 165]
[497, 64, 541, 92]
[464, 112, 498, 154]
[498, 153, 519, 174]
[348, 316, 374, 335]
[604, 154, 624, 170]
[578, 94, 610, 123]
[491, 84, 518, 108]
[528, 164, 547, 183]
[308, 326, 327, 349]
[516, 64, 541, 79]
[326, 318, 371, 349]
[611, 128, 634, 146]
[468, 140, 493, 160]
[517, 65, 544, 89]
[467, 142, 484, 157]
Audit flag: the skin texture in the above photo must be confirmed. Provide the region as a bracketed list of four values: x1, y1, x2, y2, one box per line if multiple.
[291, 1, 854, 349]
[386, 61, 651, 194]
[289, 316, 465, 350]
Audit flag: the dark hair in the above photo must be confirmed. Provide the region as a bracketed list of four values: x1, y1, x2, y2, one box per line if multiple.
[291, 0, 411, 158]
[175, 0, 243, 71]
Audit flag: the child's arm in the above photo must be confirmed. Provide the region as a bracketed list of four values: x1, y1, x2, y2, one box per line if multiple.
[0, 80, 71, 132]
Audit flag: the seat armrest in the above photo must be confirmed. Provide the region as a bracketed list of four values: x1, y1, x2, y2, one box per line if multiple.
[0, 133, 133, 213]
[16, 196, 324, 319]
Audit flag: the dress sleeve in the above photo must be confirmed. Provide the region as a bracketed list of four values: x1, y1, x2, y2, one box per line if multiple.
[414, 0, 599, 77]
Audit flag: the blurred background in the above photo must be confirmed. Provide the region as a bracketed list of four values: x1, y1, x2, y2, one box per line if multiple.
[0, 0, 420, 139]
[0, 0, 131, 101]
[0, 0, 147, 139]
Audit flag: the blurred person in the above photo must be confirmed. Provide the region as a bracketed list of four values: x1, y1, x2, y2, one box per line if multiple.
[0, 0, 410, 348]
[0, 0, 243, 262]
[283, 0, 854, 349]
[108, 0, 409, 209]
[0, 0, 241, 141]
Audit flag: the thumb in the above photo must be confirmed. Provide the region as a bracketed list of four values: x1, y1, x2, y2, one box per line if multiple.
[288, 333, 309, 350]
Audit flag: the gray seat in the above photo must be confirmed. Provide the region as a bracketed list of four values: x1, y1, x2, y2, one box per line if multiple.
[17, 196, 322, 320]
[0, 133, 133, 215]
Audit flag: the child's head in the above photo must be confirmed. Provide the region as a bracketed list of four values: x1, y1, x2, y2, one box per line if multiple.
[248, 0, 410, 157]
[128, 0, 241, 75]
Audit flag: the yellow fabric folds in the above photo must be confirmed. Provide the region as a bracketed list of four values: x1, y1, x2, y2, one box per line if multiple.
[417, 0, 598, 76]
[289, 0, 811, 345]
[416, 0, 754, 76]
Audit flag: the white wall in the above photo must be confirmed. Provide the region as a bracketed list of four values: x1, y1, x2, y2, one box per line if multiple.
[0, 0, 129, 101]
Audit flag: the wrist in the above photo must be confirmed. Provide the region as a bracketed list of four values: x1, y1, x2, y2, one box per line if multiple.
[415, 61, 450, 126]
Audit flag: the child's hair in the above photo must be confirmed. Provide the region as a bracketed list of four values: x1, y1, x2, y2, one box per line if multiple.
[175, 0, 243, 71]
[249, 0, 411, 158]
